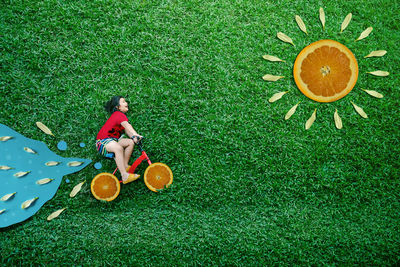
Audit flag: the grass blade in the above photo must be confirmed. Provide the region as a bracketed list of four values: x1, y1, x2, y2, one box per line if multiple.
[36, 122, 55, 136]
[319, 7, 326, 30]
[21, 197, 38, 209]
[340, 13, 352, 33]
[351, 101, 368, 118]
[45, 161, 61, 166]
[47, 208, 66, 221]
[305, 109, 317, 130]
[1, 192, 16, 201]
[367, 71, 389, 76]
[24, 147, 37, 154]
[295, 15, 307, 35]
[262, 55, 285, 62]
[0, 165, 14, 170]
[0, 136, 13, 141]
[356, 27, 373, 41]
[70, 181, 86, 197]
[277, 32, 295, 46]
[362, 89, 383, 98]
[334, 109, 343, 129]
[68, 161, 84, 167]
[13, 171, 31, 178]
[36, 178, 54, 185]
[262, 74, 284, 81]
[364, 50, 387, 58]
[285, 102, 300, 120]
[269, 91, 288, 103]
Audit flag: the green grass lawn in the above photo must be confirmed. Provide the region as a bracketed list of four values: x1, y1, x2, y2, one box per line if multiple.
[1, 0, 400, 265]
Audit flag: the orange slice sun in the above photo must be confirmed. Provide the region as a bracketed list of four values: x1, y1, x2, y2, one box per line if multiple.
[144, 163, 173, 192]
[293, 39, 359, 102]
[91, 173, 121, 201]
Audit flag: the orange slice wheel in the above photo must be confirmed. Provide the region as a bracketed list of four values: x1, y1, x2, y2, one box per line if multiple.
[91, 172, 120, 201]
[293, 39, 358, 103]
[144, 163, 173, 192]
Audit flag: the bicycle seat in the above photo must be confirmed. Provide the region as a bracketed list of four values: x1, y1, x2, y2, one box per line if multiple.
[104, 152, 115, 159]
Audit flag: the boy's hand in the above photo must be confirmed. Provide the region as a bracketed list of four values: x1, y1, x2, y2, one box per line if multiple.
[132, 135, 143, 144]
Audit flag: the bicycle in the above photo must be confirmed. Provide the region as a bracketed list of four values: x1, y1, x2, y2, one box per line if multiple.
[90, 137, 173, 201]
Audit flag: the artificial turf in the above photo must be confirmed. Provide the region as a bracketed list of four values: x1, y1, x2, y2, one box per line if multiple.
[1, 0, 400, 265]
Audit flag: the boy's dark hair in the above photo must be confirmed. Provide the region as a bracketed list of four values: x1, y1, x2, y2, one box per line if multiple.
[104, 96, 123, 114]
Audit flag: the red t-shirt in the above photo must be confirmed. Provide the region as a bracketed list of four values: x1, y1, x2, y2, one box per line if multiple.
[96, 111, 128, 140]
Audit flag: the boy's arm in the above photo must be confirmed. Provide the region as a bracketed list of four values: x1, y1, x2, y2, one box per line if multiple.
[121, 121, 141, 139]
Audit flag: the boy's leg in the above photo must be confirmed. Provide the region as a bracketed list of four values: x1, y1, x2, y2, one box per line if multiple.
[105, 141, 129, 181]
[118, 138, 135, 169]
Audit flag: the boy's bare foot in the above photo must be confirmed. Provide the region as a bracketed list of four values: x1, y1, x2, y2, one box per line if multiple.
[121, 172, 129, 182]
[122, 173, 140, 184]
[126, 165, 131, 172]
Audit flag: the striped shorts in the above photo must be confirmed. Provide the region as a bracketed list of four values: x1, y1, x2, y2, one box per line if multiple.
[96, 138, 118, 157]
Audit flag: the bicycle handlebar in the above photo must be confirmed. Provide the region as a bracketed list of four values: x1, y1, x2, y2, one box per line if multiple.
[132, 135, 145, 151]
[131, 135, 144, 143]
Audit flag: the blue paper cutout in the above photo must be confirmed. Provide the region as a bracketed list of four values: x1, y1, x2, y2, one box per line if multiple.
[57, 140, 67, 151]
[94, 162, 102, 170]
[79, 143, 86, 148]
[0, 124, 91, 228]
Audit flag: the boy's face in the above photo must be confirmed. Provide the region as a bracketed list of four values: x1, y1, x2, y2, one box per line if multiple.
[118, 98, 129, 113]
